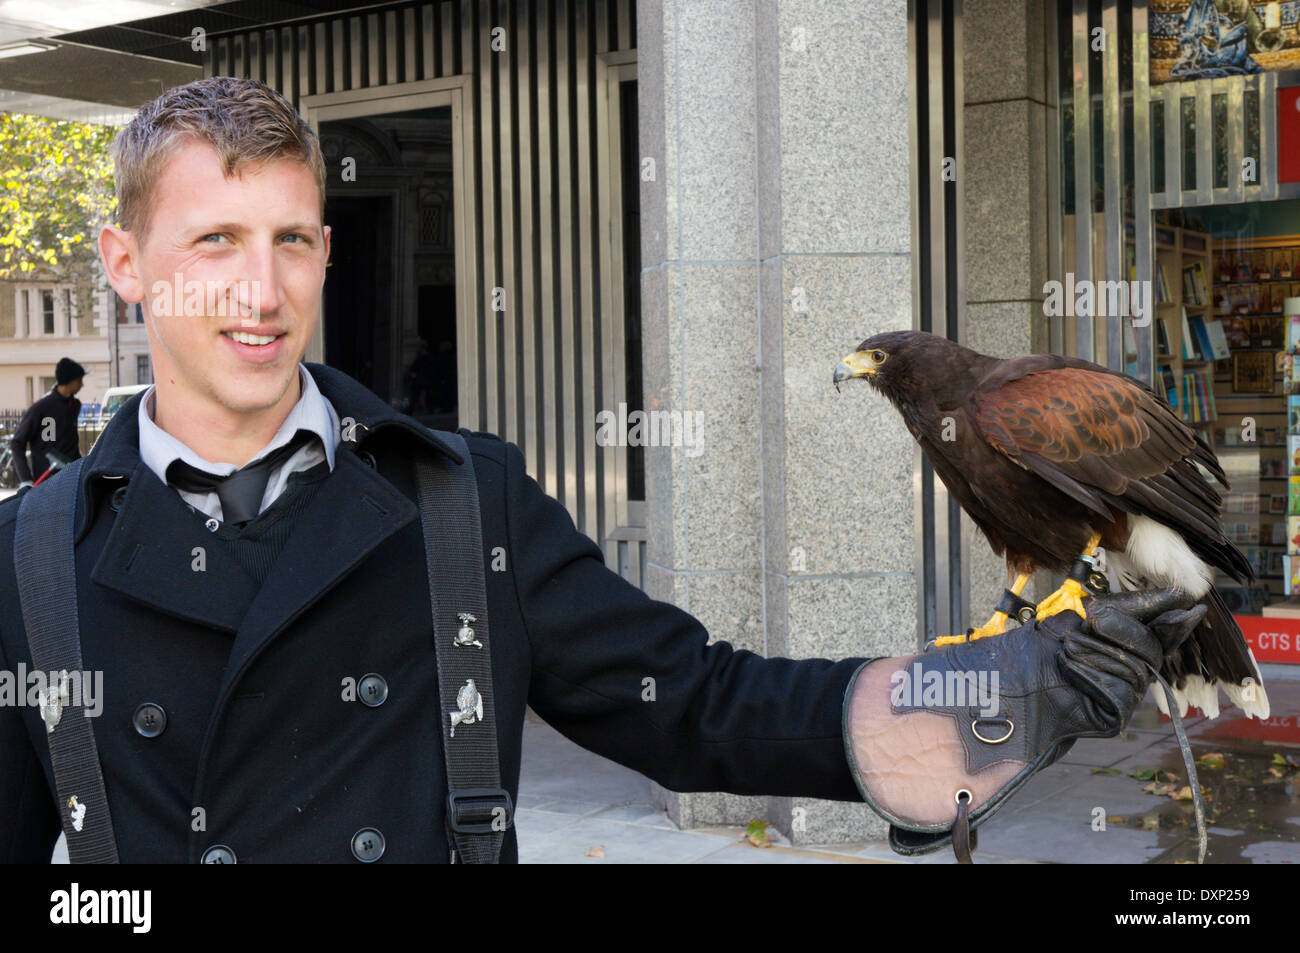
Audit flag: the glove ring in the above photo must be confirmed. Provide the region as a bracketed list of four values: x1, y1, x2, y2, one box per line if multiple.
[971, 717, 1015, 744]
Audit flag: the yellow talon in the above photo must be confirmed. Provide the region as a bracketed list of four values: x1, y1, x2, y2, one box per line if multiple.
[967, 611, 1010, 641]
[1034, 576, 1090, 622]
[1034, 532, 1103, 622]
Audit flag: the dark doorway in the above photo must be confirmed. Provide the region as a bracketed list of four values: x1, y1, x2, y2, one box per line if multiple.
[323, 195, 393, 398]
[319, 105, 454, 411]
[412, 284, 458, 430]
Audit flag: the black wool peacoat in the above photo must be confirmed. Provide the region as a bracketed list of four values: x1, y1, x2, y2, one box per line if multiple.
[0, 363, 869, 863]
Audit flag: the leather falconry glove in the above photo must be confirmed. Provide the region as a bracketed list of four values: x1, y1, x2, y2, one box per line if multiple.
[842, 588, 1205, 863]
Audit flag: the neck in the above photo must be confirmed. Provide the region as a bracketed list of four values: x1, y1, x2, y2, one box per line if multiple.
[152, 371, 302, 468]
[56, 383, 75, 398]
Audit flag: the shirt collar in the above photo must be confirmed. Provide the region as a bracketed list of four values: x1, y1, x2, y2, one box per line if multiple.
[137, 363, 340, 481]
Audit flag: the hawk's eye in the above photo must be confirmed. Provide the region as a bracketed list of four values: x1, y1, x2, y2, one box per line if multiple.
[871, 350, 887, 364]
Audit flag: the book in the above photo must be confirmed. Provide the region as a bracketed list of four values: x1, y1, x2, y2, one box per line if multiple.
[1187, 314, 1216, 360]
[1203, 318, 1230, 360]
[1181, 307, 1200, 360]
[1192, 262, 1208, 305]
[1159, 364, 1178, 407]
[1155, 316, 1172, 354]
[1182, 263, 1207, 305]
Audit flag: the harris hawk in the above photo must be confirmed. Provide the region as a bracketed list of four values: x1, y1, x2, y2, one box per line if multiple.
[833, 330, 1270, 721]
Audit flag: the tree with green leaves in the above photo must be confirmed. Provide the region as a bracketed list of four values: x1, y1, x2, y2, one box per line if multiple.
[0, 113, 117, 321]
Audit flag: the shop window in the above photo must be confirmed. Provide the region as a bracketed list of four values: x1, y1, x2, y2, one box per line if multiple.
[1153, 200, 1300, 616]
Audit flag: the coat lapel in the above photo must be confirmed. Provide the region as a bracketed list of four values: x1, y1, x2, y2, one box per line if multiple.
[216, 448, 418, 698]
[89, 462, 261, 632]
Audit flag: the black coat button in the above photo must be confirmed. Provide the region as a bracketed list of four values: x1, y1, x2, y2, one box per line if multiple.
[132, 702, 167, 738]
[357, 450, 377, 469]
[110, 486, 127, 511]
[351, 828, 385, 862]
[358, 673, 388, 707]
[200, 845, 236, 864]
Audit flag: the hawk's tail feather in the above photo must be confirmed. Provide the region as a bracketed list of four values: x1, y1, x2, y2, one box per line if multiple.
[1109, 549, 1269, 721]
[1155, 585, 1270, 721]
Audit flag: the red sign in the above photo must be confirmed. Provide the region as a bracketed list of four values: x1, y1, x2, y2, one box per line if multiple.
[1279, 87, 1300, 184]
[1235, 614, 1300, 665]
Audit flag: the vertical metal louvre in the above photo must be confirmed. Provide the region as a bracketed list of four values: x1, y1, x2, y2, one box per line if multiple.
[205, 1, 645, 586]
[909, 0, 966, 648]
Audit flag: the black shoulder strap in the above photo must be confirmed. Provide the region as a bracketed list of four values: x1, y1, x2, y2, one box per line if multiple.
[417, 430, 513, 863]
[13, 458, 120, 863]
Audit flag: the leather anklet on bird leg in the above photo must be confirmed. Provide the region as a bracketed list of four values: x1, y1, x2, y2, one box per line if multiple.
[1035, 533, 1107, 622]
[933, 572, 1032, 646]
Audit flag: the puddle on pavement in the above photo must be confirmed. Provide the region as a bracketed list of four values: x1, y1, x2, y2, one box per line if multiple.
[1099, 745, 1299, 863]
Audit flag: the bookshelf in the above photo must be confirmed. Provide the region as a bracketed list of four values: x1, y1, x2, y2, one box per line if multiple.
[1208, 234, 1300, 608]
[1153, 225, 1217, 430]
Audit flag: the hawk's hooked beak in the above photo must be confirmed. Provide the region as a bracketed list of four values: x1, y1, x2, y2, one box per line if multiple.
[833, 350, 876, 391]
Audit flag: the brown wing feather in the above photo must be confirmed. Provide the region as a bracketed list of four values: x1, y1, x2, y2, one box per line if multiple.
[969, 364, 1251, 582]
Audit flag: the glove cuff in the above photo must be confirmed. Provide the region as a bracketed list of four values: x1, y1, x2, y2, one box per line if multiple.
[843, 657, 1072, 857]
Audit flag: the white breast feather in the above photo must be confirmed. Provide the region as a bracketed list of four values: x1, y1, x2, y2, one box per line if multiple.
[1102, 516, 1270, 721]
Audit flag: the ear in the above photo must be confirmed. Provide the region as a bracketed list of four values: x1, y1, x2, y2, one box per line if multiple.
[99, 225, 145, 304]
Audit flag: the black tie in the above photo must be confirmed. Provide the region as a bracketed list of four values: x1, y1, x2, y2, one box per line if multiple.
[165, 429, 317, 526]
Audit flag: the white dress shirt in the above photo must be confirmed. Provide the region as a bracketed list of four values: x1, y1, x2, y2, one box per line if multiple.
[138, 364, 341, 524]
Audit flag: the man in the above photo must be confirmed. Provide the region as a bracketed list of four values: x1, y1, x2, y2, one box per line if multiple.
[0, 78, 1200, 864]
[9, 358, 86, 488]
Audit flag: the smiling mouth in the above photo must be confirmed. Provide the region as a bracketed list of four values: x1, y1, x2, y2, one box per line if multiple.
[223, 330, 282, 346]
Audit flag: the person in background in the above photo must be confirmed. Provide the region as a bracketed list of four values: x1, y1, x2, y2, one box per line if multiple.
[10, 358, 86, 488]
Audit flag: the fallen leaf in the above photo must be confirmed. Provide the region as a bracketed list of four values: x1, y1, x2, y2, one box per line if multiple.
[1092, 767, 1123, 775]
[1143, 781, 1178, 796]
[1172, 786, 1194, 801]
[1198, 752, 1225, 769]
[744, 819, 774, 847]
[585, 845, 605, 858]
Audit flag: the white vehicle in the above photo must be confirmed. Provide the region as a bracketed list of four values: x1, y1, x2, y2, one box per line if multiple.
[98, 384, 150, 429]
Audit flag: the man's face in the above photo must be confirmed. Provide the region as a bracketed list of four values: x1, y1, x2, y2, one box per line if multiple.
[66, 378, 83, 396]
[115, 138, 329, 416]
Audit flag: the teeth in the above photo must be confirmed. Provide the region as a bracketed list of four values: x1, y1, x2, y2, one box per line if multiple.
[227, 331, 277, 346]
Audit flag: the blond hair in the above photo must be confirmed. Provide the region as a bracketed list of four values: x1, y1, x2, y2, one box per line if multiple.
[111, 76, 326, 242]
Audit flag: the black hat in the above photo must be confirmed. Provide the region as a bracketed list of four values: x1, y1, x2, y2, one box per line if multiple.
[55, 358, 88, 385]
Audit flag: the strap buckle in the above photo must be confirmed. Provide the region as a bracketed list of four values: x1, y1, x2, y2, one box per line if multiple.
[447, 788, 514, 835]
